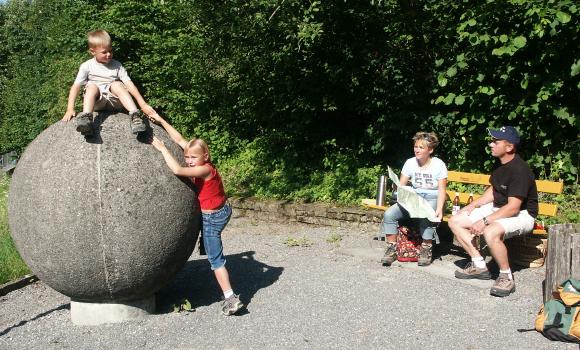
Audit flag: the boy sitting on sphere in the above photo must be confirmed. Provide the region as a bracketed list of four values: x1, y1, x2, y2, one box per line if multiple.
[62, 29, 156, 136]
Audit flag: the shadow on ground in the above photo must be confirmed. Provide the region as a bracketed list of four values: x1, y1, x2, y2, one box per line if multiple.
[0, 304, 69, 336]
[156, 250, 284, 314]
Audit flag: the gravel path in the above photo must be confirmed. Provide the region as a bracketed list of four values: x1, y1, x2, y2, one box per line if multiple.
[0, 217, 575, 349]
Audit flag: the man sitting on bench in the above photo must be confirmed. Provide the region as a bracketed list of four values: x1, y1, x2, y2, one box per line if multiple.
[449, 126, 538, 297]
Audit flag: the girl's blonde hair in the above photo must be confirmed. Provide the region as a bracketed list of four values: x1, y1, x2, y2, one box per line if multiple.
[185, 138, 211, 162]
[413, 131, 439, 150]
[87, 29, 111, 49]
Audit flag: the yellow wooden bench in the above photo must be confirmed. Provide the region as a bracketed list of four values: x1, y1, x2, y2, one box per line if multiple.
[361, 170, 564, 235]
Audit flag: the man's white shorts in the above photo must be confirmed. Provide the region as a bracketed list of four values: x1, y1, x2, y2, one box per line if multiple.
[464, 203, 534, 239]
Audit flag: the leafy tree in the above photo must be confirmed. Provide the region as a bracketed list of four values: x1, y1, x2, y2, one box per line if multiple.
[0, 0, 577, 208]
[429, 0, 579, 182]
[0, 0, 97, 153]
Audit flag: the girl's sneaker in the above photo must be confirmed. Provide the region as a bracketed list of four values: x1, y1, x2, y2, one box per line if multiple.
[221, 294, 243, 316]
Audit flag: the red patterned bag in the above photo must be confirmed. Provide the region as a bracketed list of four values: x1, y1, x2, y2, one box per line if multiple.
[396, 225, 423, 262]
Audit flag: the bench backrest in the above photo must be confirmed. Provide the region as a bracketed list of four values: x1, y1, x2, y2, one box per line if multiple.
[446, 171, 564, 217]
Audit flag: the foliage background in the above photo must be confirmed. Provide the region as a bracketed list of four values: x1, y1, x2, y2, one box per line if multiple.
[0, 0, 577, 222]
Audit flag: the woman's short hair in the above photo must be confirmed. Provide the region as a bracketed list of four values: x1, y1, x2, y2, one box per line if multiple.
[413, 131, 439, 150]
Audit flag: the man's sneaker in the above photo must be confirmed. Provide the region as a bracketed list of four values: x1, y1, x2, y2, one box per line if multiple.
[130, 110, 146, 134]
[417, 242, 433, 266]
[454, 262, 491, 280]
[221, 294, 243, 316]
[75, 112, 93, 135]
[380, 242, 397, 266]
[490, 273, 516, 297]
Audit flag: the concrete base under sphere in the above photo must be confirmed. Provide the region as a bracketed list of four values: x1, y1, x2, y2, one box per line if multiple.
[8, 112, 200, 323]
[70, 297, 155, 326]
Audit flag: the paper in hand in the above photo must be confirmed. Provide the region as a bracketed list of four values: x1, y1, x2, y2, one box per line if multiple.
[387, 166, 440, 222]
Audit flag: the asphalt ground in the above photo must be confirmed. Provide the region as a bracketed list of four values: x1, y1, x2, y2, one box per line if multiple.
[0, 216, 575, 349]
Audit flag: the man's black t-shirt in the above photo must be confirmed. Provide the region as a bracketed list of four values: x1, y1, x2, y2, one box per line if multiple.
[490, 154, 539, 218]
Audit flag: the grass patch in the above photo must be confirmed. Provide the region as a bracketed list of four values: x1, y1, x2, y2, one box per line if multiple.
[284, 236, 313, 247]
[326, 233, 343, 244]
[171, 298, 194, 313]
[0, 175, 30, 285]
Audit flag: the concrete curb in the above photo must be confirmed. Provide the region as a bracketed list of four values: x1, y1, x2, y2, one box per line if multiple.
[0, 274, 38, 297]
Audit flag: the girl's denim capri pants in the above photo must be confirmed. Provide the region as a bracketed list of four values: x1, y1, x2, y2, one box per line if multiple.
[201, 203, 232, 270]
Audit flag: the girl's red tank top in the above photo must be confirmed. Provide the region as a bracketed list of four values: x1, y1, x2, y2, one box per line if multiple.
[192, 163, 227, 210]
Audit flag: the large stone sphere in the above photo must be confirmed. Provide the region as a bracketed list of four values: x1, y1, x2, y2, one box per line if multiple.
[8, 113, 199, 302]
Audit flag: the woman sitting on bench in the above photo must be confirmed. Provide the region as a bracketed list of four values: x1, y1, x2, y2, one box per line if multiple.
[380, 131, 448, 267]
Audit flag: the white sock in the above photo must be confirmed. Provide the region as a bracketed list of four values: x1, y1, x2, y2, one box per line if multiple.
[500, 269, 513, 280]
[472, 256, 486, 269]
[224, 289, 234, 299]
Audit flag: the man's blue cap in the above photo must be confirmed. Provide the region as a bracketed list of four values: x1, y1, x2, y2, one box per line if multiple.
[487, 126, 520, 145]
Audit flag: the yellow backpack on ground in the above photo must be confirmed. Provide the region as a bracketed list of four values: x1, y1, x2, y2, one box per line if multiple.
[535, 278, 580, 344]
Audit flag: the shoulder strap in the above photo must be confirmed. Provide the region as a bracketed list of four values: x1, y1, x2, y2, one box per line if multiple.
[544, 311, 564, 329]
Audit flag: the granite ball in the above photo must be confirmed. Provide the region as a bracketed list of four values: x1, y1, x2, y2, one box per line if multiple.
[8, 113, 199, 302]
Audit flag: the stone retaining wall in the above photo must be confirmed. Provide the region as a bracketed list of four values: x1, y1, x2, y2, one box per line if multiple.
[230, 197, 383, 229]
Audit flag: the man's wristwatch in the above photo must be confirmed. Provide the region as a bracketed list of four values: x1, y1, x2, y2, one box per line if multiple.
[482, 216, 490, 226]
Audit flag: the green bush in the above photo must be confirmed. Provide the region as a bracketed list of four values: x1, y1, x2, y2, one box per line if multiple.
[541, 184, 580, 225]
[219, 137, 384, 204]
[429, 0, 579, 183]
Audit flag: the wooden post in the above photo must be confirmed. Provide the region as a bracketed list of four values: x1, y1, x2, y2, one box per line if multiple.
[544, 223, 580, 302]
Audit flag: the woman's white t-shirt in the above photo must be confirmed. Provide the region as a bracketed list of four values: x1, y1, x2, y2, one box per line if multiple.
[401, 156, 448, 197]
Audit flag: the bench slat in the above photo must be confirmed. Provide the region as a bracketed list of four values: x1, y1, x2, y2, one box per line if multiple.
[447, 171, 563, 194]
[538, 203, 558, 217]
[535, 179, 564, 194]
[360, 198, 387, 210]
[447, 171, 490, 185]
